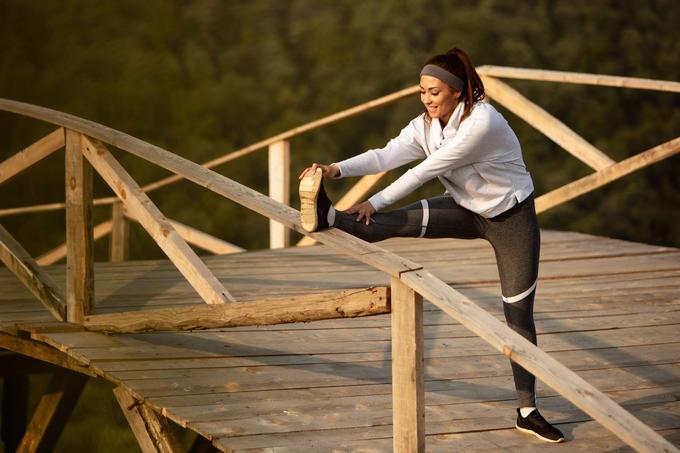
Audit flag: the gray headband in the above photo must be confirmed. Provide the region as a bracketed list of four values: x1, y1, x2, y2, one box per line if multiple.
[420, 64, 464, 91]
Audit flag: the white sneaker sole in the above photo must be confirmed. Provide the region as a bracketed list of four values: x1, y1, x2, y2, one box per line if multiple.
[515, 424, 565, 443]
[299, 168, 322, 232]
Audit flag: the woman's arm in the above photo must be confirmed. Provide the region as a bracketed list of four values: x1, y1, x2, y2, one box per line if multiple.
[336, 117, 425, 178]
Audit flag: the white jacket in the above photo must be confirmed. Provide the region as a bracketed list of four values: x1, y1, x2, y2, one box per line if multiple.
[336, 101, 534, 218]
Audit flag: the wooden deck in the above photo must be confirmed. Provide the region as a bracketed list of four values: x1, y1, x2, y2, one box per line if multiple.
[1, 230, 679, 452]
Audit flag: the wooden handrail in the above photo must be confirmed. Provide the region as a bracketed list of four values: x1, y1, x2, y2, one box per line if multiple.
[477, 65, 680, 92]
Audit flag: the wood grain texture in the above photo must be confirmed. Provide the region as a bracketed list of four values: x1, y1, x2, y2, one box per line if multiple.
[64, 130, 94, 322]
[113, 386, 183, 453]
[0, 224, 66, 320]
[84, 287, 389, 333]
[390, 277, 424, 452]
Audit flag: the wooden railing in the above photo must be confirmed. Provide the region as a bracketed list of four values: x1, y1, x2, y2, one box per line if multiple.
[1, 66, 679, 453]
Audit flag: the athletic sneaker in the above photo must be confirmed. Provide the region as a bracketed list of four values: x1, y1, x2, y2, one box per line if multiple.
[515, 408, 565, 443]
[299, 168, 332, 232]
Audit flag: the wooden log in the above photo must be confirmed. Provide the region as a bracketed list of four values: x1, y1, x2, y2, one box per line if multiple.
[65, 129, 94, 323]
[113, 386, 183, 453]
[80, 136, 234, 304]
[16, 369, 87, 453]
[269, 140, 290, 249]
[36, 220, 112, 266]
[399, 268, 679, 453]
[390, 277, 424, 453]
[477, 65, 680, 93]
[0, 128, 65, 184]
[83, 287, 389, 333]
[297, 172, 387, 246]
[1, 374, 28, 453]
[536, 136, 680, 213]
[482, 76, 615, 170]
[0, 224, 66, 320]
[110, 200, 129, 262]
[0, 332, 94, 376]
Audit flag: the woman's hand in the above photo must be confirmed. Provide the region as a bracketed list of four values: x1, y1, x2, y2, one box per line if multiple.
[298, 163, 340, 179]
[346, 200, 376, 225]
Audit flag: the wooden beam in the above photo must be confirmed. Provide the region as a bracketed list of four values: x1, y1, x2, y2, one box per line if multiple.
[80, 136, 234, 304]
[110, 200, 129, 262]
[2, 374, 28, 453]
[0, 128, 65, 185]
[269, 140, 291, 249]
[0, 332, 94, 376]
[113, 386, 183, 453]
[390, 277, 424, 453]
[65, 129, 94, 322]
[167, 219, 244, 255]
[399, 269, 679, 453]
[0, 224, 66, 320]
[536, 136, 680, 213]
[477, 65, 680, 93]
[16, 369, 87, 453]
[297, 171, 387, 246]
[36, 220, 112, 266]
[482, 76, 615, 170]
[83, 286, 389, 333]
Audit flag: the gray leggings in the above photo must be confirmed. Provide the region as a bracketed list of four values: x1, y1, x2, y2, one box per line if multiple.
[333, 194, 540, 407]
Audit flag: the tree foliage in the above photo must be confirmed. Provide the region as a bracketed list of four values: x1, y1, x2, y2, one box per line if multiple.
[1, 0, 678, 260]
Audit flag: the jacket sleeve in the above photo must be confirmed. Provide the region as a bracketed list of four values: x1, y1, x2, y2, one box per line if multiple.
[336, 117, 425, 178]
[369, 109, 493, 211]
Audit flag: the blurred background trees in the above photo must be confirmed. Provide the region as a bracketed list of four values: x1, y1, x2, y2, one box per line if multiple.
[1, 0, 678, 260]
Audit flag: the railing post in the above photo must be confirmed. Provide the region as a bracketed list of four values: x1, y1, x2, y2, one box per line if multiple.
[64, 130, 94, 323]
[268, 140, 290, 249]
[110, 201, 129, 262]
[391, 276, 424, 452]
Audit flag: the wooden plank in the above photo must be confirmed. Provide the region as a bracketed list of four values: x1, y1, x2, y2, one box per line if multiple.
[1, 374, 28, 453]
[0, 332, 94, 375]
[269, 140, 290, 249]
[399, 268, 679, 453]
[482, 76, 614, 170]
[36, 219, 112, 266]
[65, 129, 94, 322]
[0, 224, 66, 320]
[297, 172, 388, 246]
[83, 287, 389, 332]
[390, 277, 424, 452]
[110, 201, 129, 262]
[16, 369, 87, 453]
[80, 136, 234, 305]
[536, 136, 680, 213]
[168, 219, 245, 255]
[477, 65, 680, 93]
[112, 386, 183, 453]
[0, 128, 65, 184]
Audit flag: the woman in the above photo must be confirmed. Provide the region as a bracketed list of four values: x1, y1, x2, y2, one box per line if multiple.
[299, 47, 564, 443]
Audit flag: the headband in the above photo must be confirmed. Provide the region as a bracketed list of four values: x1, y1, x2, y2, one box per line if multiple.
[420, 64, 464, 91]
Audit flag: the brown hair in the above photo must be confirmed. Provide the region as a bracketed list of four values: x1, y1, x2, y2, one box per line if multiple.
[423, 48, 485, 121]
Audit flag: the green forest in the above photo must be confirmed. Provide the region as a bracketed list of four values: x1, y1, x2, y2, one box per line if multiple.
[0, 1, 679, 451]
[1, 0, 679, 259]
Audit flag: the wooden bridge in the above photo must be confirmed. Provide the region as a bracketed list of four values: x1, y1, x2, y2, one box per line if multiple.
[1, 67, 679, 452]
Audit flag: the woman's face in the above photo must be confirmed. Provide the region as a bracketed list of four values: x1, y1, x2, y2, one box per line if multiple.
[420, 75, 460, 124]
